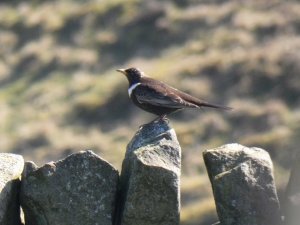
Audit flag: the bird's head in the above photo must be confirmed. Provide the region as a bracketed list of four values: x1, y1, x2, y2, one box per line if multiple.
[116, 67, 144, 85]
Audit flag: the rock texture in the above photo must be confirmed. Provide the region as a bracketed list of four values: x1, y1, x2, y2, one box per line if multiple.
[284, 152, 300, 225]
[0, 153, 24, 225]
[117, 119, 181, 225]
[203, 143, 282, 225]
[20, 150, 119, 225]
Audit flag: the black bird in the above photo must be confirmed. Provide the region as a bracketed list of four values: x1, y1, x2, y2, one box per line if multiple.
[117, 67, 231, 120]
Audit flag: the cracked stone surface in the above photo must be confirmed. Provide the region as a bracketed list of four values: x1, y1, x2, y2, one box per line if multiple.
[117, 119, 181, 225]
[20, 150, 119, 225]
[0, 153, 24, 225]
[203, 143, 282, 225]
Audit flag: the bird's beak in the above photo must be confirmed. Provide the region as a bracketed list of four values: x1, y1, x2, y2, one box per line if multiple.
[116, 69, 127, 75]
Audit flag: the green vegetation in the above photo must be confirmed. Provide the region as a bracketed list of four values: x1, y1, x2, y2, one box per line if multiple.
[1, 0, 299, 224]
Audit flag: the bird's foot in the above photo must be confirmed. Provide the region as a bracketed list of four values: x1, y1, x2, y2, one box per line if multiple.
[161, 115, 169, 123]
[138, 115, 169, 130]
[154, 115, 169, 124]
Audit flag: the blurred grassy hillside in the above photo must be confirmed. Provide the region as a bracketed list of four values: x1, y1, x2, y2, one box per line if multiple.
[1, 0, 300, 224]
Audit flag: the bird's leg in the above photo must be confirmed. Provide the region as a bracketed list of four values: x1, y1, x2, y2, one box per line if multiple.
[150, 114, 168, 124]
[160, 114, 166, 120]
[157, 114, 169, 123]
[139, 115, 169, 130]
[151, 116, 161, 123]
[138, 116, 161, 129]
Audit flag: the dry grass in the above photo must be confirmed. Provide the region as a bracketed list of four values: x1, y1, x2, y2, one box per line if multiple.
[181, 198, 217, 225]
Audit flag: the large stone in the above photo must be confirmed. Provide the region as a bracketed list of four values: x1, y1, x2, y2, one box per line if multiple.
[284, 152, 300, 225]
[0, 153, 24, 225]
[20, 150, 119, 225]
[203, 143, 282, 225]
[117, 119, 181, 225]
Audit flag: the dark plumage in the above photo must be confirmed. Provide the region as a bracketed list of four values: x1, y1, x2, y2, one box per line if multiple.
[117, 67, 231, 119]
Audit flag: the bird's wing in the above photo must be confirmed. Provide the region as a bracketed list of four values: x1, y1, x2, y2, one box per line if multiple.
[134, 83, 198, 108]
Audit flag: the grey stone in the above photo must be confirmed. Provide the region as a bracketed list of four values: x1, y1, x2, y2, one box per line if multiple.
[20, 150, 119, 225]
[203, 143, 282, 225]
[0, 153, 24, 225]
[284, 152, 300, 225]
[117, 119, 181, 225]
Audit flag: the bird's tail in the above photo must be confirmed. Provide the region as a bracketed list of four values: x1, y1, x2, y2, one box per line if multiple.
[199, 102, 232, 110]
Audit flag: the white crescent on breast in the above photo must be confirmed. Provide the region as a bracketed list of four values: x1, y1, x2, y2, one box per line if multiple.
[128, 83, 141, 97]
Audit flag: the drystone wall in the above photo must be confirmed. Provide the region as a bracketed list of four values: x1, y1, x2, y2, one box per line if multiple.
[0, 119, 297, 225]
